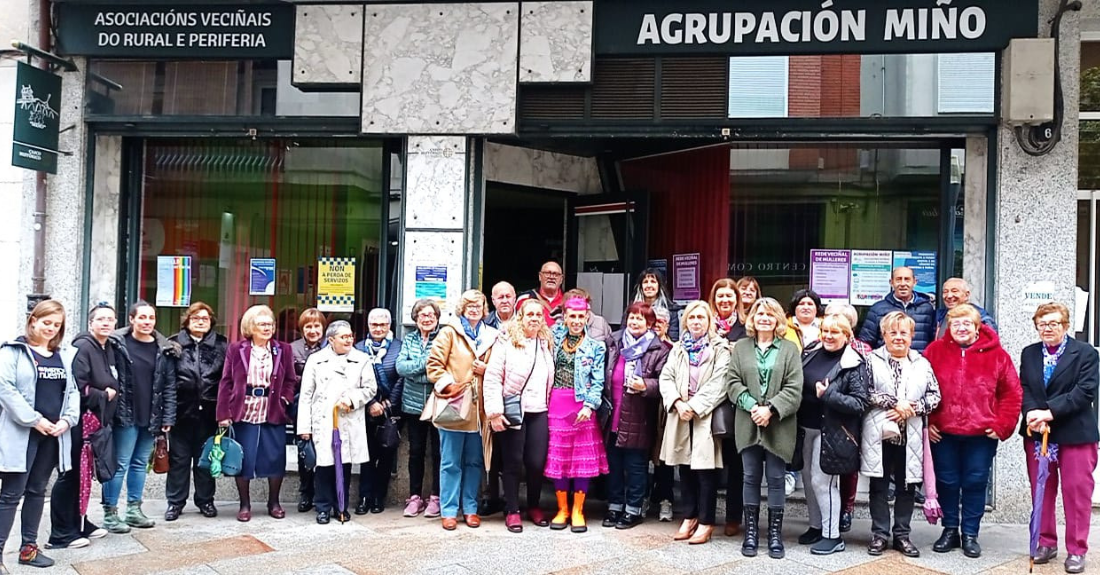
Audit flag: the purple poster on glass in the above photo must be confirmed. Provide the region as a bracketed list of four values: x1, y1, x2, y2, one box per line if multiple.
[810, 249, 851, 305]
[672, 253, 701, 301]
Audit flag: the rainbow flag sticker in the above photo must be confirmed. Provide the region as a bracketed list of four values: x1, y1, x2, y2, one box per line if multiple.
[156, 255, 192, 307]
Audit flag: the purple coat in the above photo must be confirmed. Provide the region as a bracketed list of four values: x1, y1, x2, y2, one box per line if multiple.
[605, 331, 670, 450]
[216, 339, 297, 425]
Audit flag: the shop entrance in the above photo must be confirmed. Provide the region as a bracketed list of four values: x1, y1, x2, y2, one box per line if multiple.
[482, 183, 568, 294]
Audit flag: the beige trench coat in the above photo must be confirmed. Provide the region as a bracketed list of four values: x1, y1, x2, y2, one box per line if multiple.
[297, 346, 377, 467]
[658, 335, 731, 470]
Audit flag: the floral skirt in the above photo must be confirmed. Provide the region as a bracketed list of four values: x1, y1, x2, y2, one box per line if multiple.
[544, 388, 608, 479]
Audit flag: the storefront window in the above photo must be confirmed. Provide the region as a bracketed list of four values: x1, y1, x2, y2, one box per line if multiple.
[137, 139, 385, 342]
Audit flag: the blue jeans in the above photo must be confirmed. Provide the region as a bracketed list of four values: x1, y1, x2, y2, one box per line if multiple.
[931, 433, 997, 536]
[438, 430, 483, 518]
[606, 441, 648, 515]
[102, 426, 155, 506]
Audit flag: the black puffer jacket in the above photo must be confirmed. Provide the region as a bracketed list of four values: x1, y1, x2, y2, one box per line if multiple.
[605, 331, 671, 450]
[171, 329, 227, 422]
[113, 326, 181, 433]
[802, 344, 870, 475]
[71, 331, 125, 424]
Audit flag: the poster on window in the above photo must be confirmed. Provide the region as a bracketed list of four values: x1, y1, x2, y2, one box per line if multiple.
[317, 257, 355, 312]
[810, 249, 851, 305]
[414, 266, 448, 299]
[155, 256, 192, 307]
[672, 253, 701, 301]
[891, 251, 937, 297]
[249, 258, 276, 296]
[849, 250, 893, 305]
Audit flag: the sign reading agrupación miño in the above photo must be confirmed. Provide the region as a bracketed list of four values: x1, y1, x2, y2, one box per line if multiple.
[55, 4, 295, 58]
[12, 62, 62, 175]
[594, 0, 1038, 56]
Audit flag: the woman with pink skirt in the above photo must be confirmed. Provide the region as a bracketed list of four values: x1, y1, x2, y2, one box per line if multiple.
[545, 297, 608, 533]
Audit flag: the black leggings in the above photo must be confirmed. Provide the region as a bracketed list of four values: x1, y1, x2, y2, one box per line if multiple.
[680, 466, 719, 525]
[496, 412, 549, 514]
[404, 414, 440, 498]
[722, 438, 744, 522]
[0, 433, 58, 551]
[49, 420, 99, 546]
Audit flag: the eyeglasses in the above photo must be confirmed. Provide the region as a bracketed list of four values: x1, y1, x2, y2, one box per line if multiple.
[333, 334, 355, 341]
[465, 304, 484, 311]
[1036, 321, 1065, 330]
[190, 316, 211, 323]
[948, 320, 974, 328]
[540, 271, 562, 278]
[417, 313, 437, 320]
[255, 322, 274, 328]
[368, 322, 389, 328]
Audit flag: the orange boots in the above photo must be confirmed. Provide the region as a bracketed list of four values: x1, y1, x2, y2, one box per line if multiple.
[550, 491, 569, 530]
[571, 491, 588, 533]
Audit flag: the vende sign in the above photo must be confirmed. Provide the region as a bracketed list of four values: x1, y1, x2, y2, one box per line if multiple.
[594, 0, 1039, 56]
[56, 4, 295, 58]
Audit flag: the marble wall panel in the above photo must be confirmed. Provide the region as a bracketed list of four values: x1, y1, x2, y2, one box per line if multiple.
[89, 136, 122, 308]
[406, 136, 467, 229]
[401, 231, 465, 325]
[519, 1, 593, 83]
[360, 3, 519, 134]
[962, 137, 988, 306]
[293, 4, 364, 88]
[484, 143, 601, 194]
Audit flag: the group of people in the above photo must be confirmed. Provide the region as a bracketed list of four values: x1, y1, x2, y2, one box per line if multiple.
[0, 262, 1094, 574]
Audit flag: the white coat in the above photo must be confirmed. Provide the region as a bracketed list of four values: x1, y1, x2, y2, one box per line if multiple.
[658, 335, 730, 470]
[297, 346, 377, 467]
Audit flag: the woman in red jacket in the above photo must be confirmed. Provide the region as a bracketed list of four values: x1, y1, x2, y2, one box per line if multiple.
[924, 304, 1021, 559]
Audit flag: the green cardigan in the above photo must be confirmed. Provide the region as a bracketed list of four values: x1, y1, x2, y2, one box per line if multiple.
[727, 337, 804, 463]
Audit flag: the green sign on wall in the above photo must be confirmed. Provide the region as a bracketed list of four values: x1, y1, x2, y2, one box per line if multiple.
[12, 62, 62, 174]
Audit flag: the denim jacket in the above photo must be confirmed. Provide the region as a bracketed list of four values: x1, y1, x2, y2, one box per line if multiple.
[551, 324, 606, 410]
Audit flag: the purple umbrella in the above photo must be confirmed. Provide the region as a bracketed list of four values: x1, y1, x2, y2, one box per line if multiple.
[332, 405, 347, 523]
[1029, 428, 1057, 573]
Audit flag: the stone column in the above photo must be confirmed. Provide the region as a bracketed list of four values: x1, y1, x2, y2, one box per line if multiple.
[990, 0, 1081, 522]
[962, 136, 989, 305]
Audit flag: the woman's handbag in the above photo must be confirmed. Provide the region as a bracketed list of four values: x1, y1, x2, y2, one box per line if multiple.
[199, 426, 244, 477]
[710, 400, 736, 439]
[423, 383, 477, 430]
[151, 435, 170, 474]
[502, 349, 540, 427]
[374, 408, 401, 451]
[787, 426, 806, 472]
[296, 437, 317, 471]
[87, 420, 116, 483]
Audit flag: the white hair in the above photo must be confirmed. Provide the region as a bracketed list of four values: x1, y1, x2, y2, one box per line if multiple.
[325, 320, 352, 339]
[368, 308, 391, 325]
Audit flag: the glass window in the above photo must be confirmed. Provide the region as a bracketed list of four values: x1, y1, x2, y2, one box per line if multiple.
[136, 139, 385, 342]
[728, 56, 789, 118]
[1081, 42, 1100, 113]
[937, 53, 995, 114]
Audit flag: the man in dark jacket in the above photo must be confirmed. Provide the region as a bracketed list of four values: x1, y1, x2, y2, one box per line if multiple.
[165, 303, 227, 521]
[935, 278, 998, 339]
[858, 267, 936, 352]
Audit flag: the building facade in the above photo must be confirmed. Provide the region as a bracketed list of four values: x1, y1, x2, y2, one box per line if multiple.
[8, 0, 1096, 520]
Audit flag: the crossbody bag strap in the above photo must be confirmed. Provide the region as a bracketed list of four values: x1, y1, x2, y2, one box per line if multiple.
[510, 344, 539, 398]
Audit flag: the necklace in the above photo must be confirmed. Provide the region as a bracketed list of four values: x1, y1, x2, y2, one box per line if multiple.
[562, 334, 585, 354]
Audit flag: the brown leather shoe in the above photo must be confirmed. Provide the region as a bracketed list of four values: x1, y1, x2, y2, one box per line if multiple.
[236, 507, 251, 522]
[724, 522, 742, 537]
[867, 536, 888, 556]
[442, 517, 458, 531]
[464, 514, 481, 528]
[673, 518, 699, 541]
[1032, 545, 1058, 564]
[688, 524, 714, 545]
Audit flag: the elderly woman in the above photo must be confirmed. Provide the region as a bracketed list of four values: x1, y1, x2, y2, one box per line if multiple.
[659, 300, 730, 545]
[786, 289, 824, 351]
[217, 304, 297, 522]
[924, 304, 1021, 559]
[546, 297, 608, 533]
[796, 314, 869, 556]
[0, 300, 79, 570]
[823, 301, 871, 533]
[602, 302, 670, 530]
[104, 301, 179, 532]
[298, 321, 377, 524]
[427, 290, 499, 530]
[1019, 302, 1098, 574]
[354, 308, 403, 515]
[627, 269, 681, 342]
[395, 299, 442, 519]
[736, 277, 761, 325]
[483, 298, 555, 532]
[165, 302, 227, 522]
[862, 311, 940, 558]
[729, 297, 803, 559]
[290, 308, 327, 513]
[48, 304, 119, 550]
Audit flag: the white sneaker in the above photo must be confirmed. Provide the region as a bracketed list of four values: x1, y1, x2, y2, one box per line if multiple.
[785, 473, 797, 496]
[87, 528, 108, 539]
[69, 538, 91, 549]
[658, 500, 673, 522]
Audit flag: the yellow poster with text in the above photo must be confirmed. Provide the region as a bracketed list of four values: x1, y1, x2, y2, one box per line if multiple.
[317, 257, 355, 312]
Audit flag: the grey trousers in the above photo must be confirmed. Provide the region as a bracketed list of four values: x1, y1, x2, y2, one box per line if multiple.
[803, 427, 841, 538]
[741, 445, 787, 509]
[869, 441, 918, 539]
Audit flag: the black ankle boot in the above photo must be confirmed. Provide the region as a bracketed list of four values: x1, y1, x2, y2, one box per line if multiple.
[741, 505, 760, 557]
[767, 507, 785, 559]
[933, 527, 961, 553]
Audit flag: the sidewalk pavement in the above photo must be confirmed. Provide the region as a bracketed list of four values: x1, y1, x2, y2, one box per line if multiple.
[4, 499, 1099, 575]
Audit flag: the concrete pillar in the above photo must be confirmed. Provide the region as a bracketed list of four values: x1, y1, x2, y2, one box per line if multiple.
[0, 0, 31, 336]
[963, 136, 989, 305]
[89, 136, 123, 307]
[990, 0, 1081, 522]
